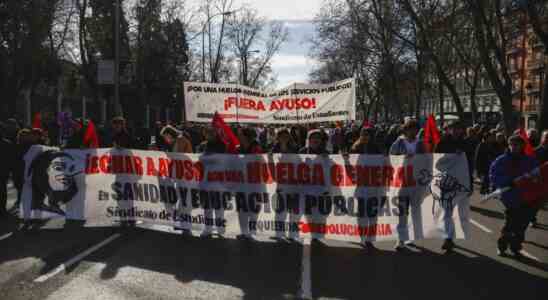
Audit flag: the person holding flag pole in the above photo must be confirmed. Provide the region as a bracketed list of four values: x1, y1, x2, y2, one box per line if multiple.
[488, 134, 539, 258]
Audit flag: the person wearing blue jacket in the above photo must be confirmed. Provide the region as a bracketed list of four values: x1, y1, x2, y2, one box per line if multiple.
[489, 134, 538, 258]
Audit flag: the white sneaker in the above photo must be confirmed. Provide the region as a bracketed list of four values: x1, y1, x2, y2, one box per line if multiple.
[394, 240, 406, 251]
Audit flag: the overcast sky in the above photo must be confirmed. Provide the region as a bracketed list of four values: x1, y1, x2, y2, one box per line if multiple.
[186, 0, 322, 88]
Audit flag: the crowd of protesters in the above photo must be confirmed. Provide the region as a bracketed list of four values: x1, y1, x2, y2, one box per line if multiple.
[0, 114, 546, 257]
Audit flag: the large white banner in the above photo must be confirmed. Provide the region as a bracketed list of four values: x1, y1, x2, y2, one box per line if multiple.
[21, 146, 471, 242]
[184, 78, 356, 124]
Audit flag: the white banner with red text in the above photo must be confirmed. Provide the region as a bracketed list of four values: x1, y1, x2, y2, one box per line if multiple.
[183, 78, 356, 124]
[21, 146, 471, 242]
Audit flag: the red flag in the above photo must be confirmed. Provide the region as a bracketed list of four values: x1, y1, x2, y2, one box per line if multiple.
[518, 127, 535, 157]
[514, 162, 548, 208]
[362, 119, 373, 129]
[32, 112, 42, 129]
[423, 114, 441, 153]
[83, 119, 99, 148]
[212, 112, 240, 153]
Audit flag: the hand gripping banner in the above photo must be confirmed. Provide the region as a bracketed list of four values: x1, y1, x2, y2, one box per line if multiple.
[21, 146, 471, 243]
[183, 78, 356, 124]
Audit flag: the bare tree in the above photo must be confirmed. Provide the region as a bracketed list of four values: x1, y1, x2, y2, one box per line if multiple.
[464, 0, 519, 132]
[522, 0, 548, 130]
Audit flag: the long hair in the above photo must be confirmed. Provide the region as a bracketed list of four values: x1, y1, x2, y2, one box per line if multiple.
[28, 150, 79, 211]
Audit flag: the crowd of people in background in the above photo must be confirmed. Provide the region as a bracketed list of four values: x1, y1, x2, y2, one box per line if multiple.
[0, 115, 545, 257]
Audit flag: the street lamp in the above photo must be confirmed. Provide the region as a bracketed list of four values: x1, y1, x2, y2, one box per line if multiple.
[240, 50, 260, 85]
[114, 0, 121, 117]
[199, 11, 234, 82]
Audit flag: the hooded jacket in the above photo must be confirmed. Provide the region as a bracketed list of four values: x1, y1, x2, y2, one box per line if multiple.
[299, 129, 329, 154]
[489, 151, 538, 208]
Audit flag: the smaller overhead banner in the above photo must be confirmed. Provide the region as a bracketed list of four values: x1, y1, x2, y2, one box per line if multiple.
[184, 78, 356, 124]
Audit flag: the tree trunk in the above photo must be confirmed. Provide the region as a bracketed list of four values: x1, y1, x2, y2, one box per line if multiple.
[439, 78, 445, 127]
[538, 53, 548, 131]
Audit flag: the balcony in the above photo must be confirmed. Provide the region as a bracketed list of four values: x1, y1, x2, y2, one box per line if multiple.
[525, 104, 540, 112]
[527, 60, 544, 70]
[507, 47, 523, 56]
[508, 65, 520, 74]
[527, 84, 541, 94]
[530, 38, 544, 49]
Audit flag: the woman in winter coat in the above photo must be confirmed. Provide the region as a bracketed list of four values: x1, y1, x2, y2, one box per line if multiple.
[270, 128, 298, 154]
[299, 129, 330, 155]
[160, 125, 193, 153]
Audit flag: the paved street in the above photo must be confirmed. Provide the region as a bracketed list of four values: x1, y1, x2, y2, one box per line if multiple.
[1, 182, 547, 300]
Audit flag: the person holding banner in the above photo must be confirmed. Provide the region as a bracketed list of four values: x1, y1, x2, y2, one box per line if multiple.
[349, 127, 381, 155]
[299, 129, 330, 155]
[236, 127, 264, 241]
[197, 127, 227, 154]
[349, 126, 381, 250]
[111, 117, 135, 149]
[193, 127, 228, 238]
[160, 125, 193, 153]
[270, 128, 298, 154]
[435, 121, 473, 252]
[237, 128, 263, 154]
[489, 135, 538, 258]
[270, 128, 299, 241]
[389, 119, 425, 251]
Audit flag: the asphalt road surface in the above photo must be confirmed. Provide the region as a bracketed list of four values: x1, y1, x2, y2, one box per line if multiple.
[1, 182, 547, 300]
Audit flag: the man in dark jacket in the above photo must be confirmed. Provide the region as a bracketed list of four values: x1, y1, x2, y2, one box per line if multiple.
[532, 130, 548, 228]
[475, 130, 499, 195]
[197, 127, 226, 154]
[0, 123, 15, 216]
[490, 135, 538, 258]
[110, 117, 135, 149]
[435, 120, 474, 252]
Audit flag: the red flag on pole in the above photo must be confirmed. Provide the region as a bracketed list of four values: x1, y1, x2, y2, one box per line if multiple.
[423, 114, 441, 153]
[362, 119, 373, 129]
[518, 127, 536, 157]
[514, 162, 548, 208]
[83, 119, 100, 148]
[32, 112, 42, 129]
[212, 112, 240, 153]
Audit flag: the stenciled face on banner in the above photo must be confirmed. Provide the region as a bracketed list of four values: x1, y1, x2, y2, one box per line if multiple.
[418, 155, 470, 214]
[47, 156, 76, 191]
[29, 150, 83, 215]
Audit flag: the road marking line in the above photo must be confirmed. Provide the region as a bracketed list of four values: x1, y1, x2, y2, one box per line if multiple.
[470, 219, 493, 233]
[298, 239, 312, 300]
[34, 233, 121, 283]
[0, 232, 13, 241]
[521, 250, 540, 261]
